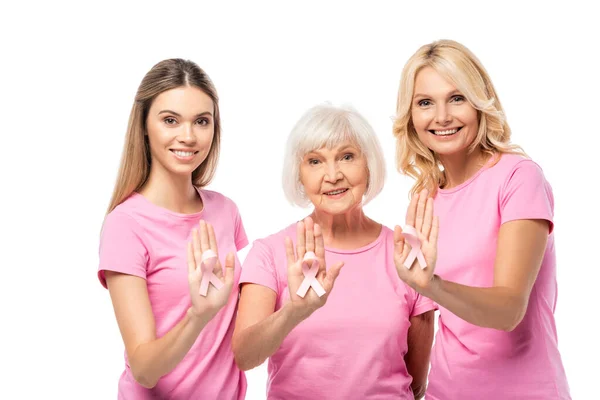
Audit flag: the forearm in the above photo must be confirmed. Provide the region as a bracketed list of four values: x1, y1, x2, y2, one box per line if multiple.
[233, 302, 310, 371]
[405, 311, 434, 399]
[130, 308, 213, 388]
[425, 276, 526, 331]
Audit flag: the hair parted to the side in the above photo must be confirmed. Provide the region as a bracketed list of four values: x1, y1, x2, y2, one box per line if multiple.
[106, 59, 221, 214]
[392, 39, 526, 197]
[282, 103, 386, 208]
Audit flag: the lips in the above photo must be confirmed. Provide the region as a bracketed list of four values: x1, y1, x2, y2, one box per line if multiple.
[429, 127, 462, 136]
[323, 188, 348, 195]
[170, 149, 198, 156]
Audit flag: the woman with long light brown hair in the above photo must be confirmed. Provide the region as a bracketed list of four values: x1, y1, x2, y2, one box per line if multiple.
[391, 40, 570, 399]
[98, 59, 247, 399]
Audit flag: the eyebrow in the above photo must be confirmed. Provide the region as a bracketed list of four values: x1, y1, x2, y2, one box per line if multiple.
[157, 110, 213, 117]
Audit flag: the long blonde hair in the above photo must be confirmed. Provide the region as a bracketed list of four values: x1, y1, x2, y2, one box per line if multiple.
[393, 39, 525, 196]
[106, 59, 221, 214]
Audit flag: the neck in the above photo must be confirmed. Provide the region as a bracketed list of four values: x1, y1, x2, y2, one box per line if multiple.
[309, 206, 379, 249]
[438, 147, 490, 189]
[139, 165, 201, 214]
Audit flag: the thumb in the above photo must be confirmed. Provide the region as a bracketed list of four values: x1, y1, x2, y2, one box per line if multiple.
[223, 252, 235, 285]
[325, 261, 344, 289]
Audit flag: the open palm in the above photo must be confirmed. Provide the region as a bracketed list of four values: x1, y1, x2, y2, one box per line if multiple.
[187, 220, 235, 318]
[285, 217, 344, 315]
[394, 189, 439, 293]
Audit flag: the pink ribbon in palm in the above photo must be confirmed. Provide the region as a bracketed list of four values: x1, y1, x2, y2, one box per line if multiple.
[296, 251, 326, 298]
[402, 225, 427, 269]
[199, 249, 224, 296]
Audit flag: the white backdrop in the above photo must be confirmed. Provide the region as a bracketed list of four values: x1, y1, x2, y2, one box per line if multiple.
[1, 1, 597, 399]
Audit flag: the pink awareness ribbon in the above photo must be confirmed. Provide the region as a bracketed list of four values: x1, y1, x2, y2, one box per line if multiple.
[198, 249, 224, 296]
[402, 225, 427, 269]
[296, 251, 326, 298]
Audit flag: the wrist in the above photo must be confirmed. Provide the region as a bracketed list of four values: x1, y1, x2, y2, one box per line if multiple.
[285, 301, 313, 323]
[187, 307, 215, 325]
[420, 274, 442, 299]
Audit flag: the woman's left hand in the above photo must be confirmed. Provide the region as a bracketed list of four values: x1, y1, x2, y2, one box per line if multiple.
[394, 188, 439, 294]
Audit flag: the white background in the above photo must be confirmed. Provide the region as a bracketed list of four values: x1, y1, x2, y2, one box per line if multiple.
[1, 1, 598, 399]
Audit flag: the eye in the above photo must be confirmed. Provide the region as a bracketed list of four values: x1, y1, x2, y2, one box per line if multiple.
[342, 153, 354, 161]
[417, 99, 432, 107]
[450, 95, 465, 103]
[164, 117, 177, 125]
[308, 158, 320, 165]
[195, 118, 210, 126]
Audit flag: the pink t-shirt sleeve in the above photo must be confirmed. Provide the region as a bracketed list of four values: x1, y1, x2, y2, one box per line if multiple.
[500, 160, 554, 233]
[98, 211, 149, 289]
[232, 202, 248, 251]
[410, 288, 436, 317]
[239, 240, 279, 294]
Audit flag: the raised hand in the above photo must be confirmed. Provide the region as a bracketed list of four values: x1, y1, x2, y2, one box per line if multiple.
[285, 217, 344, 316]
[187, 220, 235, 318]
[394, 189, 439, 294]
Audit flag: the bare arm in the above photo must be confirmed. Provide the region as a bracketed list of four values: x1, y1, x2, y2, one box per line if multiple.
[405, 310, 434, 399]
[232, 284, 310, 371]
[232, 218, 344, 371]
[106, 221, 235, 388]
[424, 219, 548, 331]
[106, 272, 214, 388]
[395, 190, 550, 332]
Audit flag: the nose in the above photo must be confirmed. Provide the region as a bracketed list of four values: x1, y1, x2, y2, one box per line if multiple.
[177, 123, 197, 145]
[324, 162, 342, 183]
[435, 104, 452, 125]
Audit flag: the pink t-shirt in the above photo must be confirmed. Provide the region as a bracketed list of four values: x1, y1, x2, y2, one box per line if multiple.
[98, 189, 248, 400]
[240, 224, 435, 400]
[427, 154, 570, 399]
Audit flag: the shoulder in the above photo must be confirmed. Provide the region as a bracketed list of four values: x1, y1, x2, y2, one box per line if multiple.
[498, 154, 550, 189]
[253, 223, 297, 250]
[199, 188, 240, 212]
[102, 200, 143, 234]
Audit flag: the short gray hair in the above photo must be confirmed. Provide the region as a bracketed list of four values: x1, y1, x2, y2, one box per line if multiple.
[282, 103, 386, 207]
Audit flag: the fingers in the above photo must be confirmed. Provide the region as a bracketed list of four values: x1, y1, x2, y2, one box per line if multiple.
[415, 188, 428, 232]
[430, 216, 440, 246]
[304, 217, 315, 253]
[296, 220, 306, 260]
[187, 241, 196, 276]
[207, 222, 219, 256]
[192, 228, 203, 278]
[422, 197, 434, 239]
[394, 225, 405, 255]
[198, 220, 210, 253]
[314, 223, 325, 259]
[285, 236, 296, 266]
[223, 252, 235, 285]
[324, 261, 344, 290]
[406, 192, 419, 227]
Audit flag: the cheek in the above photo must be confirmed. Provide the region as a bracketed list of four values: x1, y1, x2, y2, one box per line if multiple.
[299, 167, 321, 194]
[411, 109, 431, 131]
[196, 127, 215, 146]
[342, 164, 368, 187]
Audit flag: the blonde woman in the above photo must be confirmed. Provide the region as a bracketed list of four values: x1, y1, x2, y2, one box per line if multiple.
[392, 40, 570, 399]
[98, 59, 247, 399]
[233, 104, 435, 399]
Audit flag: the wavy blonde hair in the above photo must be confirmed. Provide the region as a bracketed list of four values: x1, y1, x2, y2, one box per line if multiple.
[106, 59, 221, 214]
[393, 39, 525, 196]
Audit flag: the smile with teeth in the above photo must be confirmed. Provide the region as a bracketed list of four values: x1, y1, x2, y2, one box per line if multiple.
[430, 127, 462, 136]
[171, 150, 198, 157]
[324, 188, 348, 195]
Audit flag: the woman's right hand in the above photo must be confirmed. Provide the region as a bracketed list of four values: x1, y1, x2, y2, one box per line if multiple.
[187, 220, 235, 319]
[285, 217, 344, 317]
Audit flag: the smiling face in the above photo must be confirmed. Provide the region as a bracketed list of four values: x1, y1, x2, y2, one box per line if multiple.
[145, 85, 215, 178]
[411, 66, 479, 157]
[299, 141, 369, 215]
